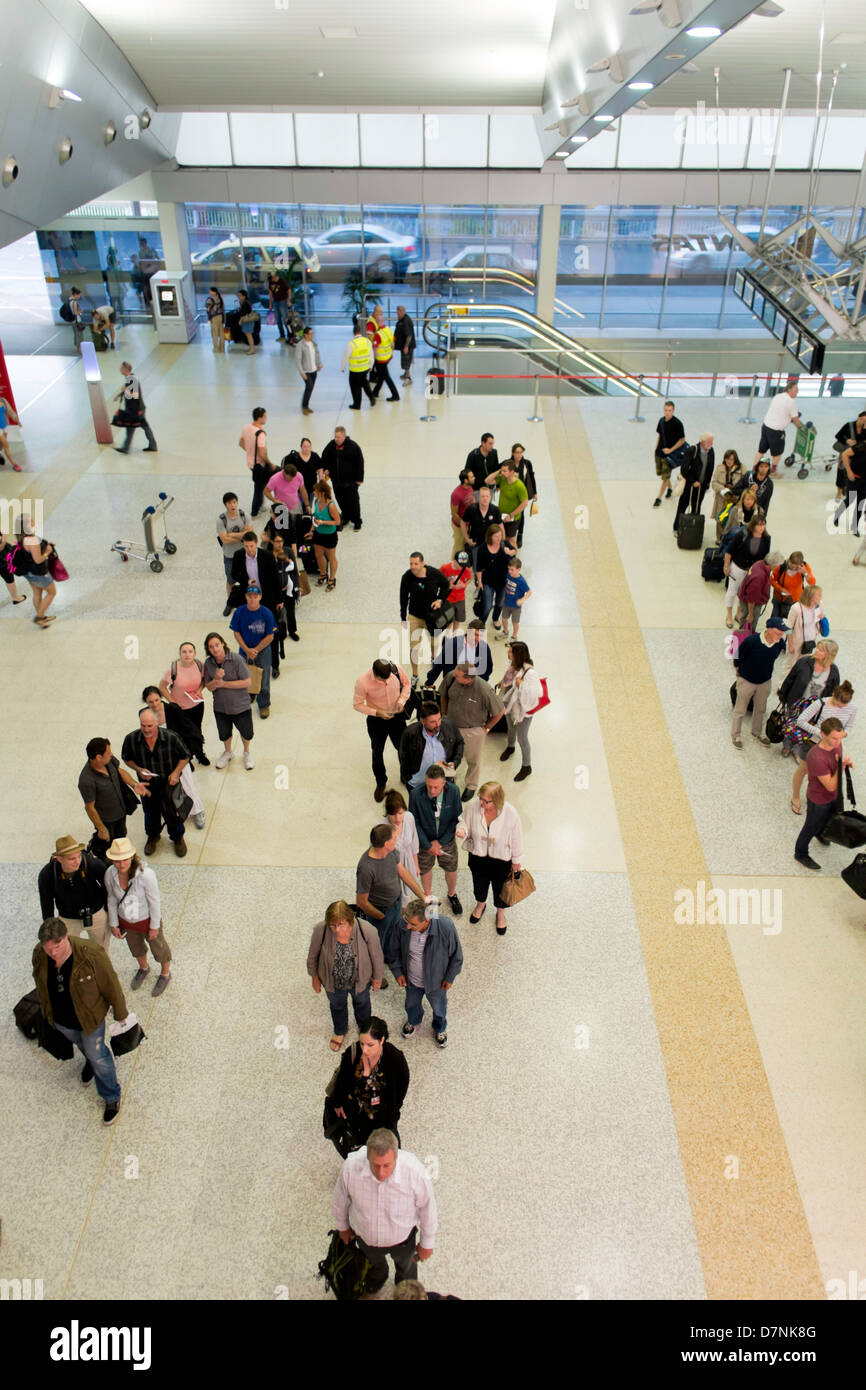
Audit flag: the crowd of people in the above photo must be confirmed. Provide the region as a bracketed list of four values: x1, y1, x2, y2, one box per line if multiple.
[21, 405, 544, 1295]
[652, 382, 864, 878]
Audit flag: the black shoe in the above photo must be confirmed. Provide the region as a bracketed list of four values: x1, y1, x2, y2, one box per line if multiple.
[665, 487, 672, 498]
[653, 498, 662, 507]
[81, 1061, 94, 1085]
[794, 855, 821, 871]
[197, 753, 211, 767]
[513, 765, 532, 782]
[353, 523, 362, 530]
[495, 925, 507, 936]
[272, 667, 281, 679]
[114, 448, 129, 454]
[222, 603, 232, 617]
[349, 404, 361, 410]
[816, 834, 831, 846]
[499, 746, 515, 761]
[461, 786, 475, 803]
[103, 1103, 119, 1126]
[142, 446, 158, 453]
[447, 893, 463, 916]
[289, 632, 300, 641]
[402, 1022, 416, 1037]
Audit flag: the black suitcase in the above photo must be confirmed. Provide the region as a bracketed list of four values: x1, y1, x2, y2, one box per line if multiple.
[701, 545, 725, 582]
[298, 542, 320, 576]
[425, 365, 445, 396]
[14, 990, 41, 1040]
[677, 512, 705, 550]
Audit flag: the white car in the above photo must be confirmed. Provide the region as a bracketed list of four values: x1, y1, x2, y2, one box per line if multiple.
[305, 223, 418, 280]
[406, 245, 537, 289]
[190, 236, 320, 303]
[667, 226, 779, 276]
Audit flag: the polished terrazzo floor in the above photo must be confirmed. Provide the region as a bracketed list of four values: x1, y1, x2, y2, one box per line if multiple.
[1, 323, 863, 1299]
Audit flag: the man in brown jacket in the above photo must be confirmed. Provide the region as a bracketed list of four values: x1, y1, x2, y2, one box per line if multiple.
[32, 918, 130, 1125]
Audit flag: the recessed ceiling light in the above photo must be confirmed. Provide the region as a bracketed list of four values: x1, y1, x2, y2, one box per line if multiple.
[571, 135, 588, 143]
[594, 114, 614, 122]
[686, 26, 722, 37]
[61, 88, 82, 102]
[554, 151, 570, 157]
[665, 52, 686, 59]
[628, 81, 654, 90]
[315, 71, 325, 78]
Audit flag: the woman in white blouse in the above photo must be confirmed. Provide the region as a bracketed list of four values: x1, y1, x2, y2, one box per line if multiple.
[790, 681, 857, 814]
[456, 780, 524, 935]
[104, 837, 172, 996]
[785, 586, 825, 670]
[380, 790, 420, 904]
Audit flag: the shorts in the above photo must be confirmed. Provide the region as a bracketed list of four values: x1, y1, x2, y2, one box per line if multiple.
[503, 520, 519, 540]
[314, 531, 337, 550]
[215, 708, 254, 741]
[758, 425, 785, 457]
[418, 839, 459, 874]
[792, 739, 815, 764]
[654, 452, 671, 480]
[27, 573, 53, 589]
[449, 599, 466, 623]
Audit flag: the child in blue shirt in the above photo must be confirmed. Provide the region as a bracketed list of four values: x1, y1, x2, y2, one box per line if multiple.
[501, 558, 531, 640]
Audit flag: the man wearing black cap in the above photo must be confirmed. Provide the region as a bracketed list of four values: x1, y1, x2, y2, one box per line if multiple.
[731, 618, 789, 750]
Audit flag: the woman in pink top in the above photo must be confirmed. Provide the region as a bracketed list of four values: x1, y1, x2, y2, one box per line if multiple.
[158, 642, 209, 765]
[265, 460, 309, 517]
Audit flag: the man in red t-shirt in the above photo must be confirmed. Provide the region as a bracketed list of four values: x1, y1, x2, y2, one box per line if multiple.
[794, 717, 853, 870]
[439, 551, 473, 635]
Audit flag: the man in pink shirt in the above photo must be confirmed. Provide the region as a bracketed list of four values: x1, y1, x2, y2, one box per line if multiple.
[354, 659, 412, 802]
[265, 459, 309, 518]
[239, 406, 273, 517]
[450, 468, 476, 559]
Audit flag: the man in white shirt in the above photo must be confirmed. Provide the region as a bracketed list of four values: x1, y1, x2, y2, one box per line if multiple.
[754, 381, 801, 475]
[295, 327, 323, 415]
[333, 1129, 437, 1291]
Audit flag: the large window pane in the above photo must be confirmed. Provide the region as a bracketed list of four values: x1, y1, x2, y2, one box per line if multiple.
[424, 115, 488, 168]
[660, 206, 739, 328]
[360, 115, 423, 167]
[720, 205, 801, 329]
[555, 205, 609, 331]
[185, 204, 242, 313]
[300, 205, 363, 323]
[295, 114, 359, 167]
[484, 206, 539, 309]
[420, 205, 487, 302]
[603, 207, 671, 327]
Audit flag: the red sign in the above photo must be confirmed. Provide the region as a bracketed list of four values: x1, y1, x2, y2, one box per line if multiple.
[0, 337, 19, 416]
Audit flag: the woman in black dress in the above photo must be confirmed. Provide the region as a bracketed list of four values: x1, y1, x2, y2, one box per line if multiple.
[331, 1017, 410, 1147]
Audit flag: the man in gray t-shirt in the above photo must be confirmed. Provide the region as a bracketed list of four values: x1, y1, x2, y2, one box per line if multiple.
[217, 492, 249, 614]
[356, 824, 426, 972]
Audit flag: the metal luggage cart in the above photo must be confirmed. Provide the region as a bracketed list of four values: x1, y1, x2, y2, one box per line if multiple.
[783, 420, 836, 479]
[111, 492, 178, 572]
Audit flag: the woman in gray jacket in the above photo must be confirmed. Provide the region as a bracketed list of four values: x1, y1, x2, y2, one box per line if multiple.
[307, 899, 385, 1051]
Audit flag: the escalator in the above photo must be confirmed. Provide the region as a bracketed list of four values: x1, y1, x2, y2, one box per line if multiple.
[422, 300, 660, 399]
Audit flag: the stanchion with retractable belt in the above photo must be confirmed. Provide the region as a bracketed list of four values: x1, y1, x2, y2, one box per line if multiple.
[526, 374, 542, 423]
[739, 374, 758, 425]
[628, 374, 646, 423]
[420, 371, 438, 423]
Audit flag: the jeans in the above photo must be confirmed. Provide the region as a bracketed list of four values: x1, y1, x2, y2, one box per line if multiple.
[480, 583, 506, 624]
[795, 799, 835, 861]
[356, 1227, 418, 1287]
[301, 371, 318, 408]
[326, 985, 372, 1036]
[54, 1022, 121, 1105]
[367, 713, 408, 787]
[251, 479, 265, 517]
[273, 300, 290, 338]
[504, 712, 533, 766]
[118, 415, 157, 452]
[251, 645, 272, 710]
[223, 554, 236, 584]
[404, 982, 448, 1033]
[143, 777, 186, 843]
[364, 896, 404, 967]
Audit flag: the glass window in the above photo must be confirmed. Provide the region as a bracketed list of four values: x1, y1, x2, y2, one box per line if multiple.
[360, 114, 423, 167]
[176, 114, 232, 166]
[186, 204, 242, 312]
[660, 206, 739, 328]
[555, 206, 610, 331]
[295, 114, 359, 167]
[299, 205, 363, 323]
[358, 205, 422, 313]
[424, 115, 488, 168]
[603, 207, 671, 328]
[229, 113, 295, 166]
[719, 205, 801, 328]
[483, 206, 538, 308]
[421, 205, 487, 299]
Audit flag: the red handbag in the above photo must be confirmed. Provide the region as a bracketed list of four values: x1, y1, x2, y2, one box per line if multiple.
[47, 551, 70, 582]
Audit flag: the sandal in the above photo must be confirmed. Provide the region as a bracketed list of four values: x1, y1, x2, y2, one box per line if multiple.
[329, 1035, 345, 1052]
[725, 618, 734, 629]
[316, 575, 327, 586]
[791, 798, 802, 815]
[326, 579, 336, 591]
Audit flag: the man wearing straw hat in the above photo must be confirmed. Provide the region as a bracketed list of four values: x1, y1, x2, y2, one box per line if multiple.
[37, 835, 111, 950]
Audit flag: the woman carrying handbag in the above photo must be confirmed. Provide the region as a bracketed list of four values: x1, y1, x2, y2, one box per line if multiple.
[455, 779, 524, 935]
[21, 521, 61, 627]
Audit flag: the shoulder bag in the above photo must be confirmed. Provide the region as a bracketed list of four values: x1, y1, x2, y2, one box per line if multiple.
[500, 867, 536, 907]
[108, 758, 139, 816]
[824, 766, 866, 850]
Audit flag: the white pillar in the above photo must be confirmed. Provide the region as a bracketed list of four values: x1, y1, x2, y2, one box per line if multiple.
[535, 203, 562, 324]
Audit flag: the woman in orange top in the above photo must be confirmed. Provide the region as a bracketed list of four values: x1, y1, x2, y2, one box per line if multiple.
[770, 551, 816, 621]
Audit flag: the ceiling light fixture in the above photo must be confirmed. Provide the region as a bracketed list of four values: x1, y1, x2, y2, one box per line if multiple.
[571, 135, 588, 143]
[686, 26, 722, 38]
[48, 86, 83, 108]
[594, 114, 614, 122]
[315, 71, 325, 78]
[628, 81, 654, 90]
[554, 151, 570, 158]
[58, 138, 73, 164]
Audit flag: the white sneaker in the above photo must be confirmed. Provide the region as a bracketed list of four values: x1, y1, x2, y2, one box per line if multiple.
[193, 812, 206, 829]
[243, 750, 255, 770]
[215, 750, 232, 769]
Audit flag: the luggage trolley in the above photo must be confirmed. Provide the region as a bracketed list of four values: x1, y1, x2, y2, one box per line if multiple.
[111, 492, 178, 572]
[783, 420, 836, 479]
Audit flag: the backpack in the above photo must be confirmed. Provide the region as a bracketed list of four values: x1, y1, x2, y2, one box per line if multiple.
[526, 675, 550, 716]
[59, 300, 75, 322]
[317, 1229, 372, 1301]
[170, 659, 204, 682]
[10, 540, 32, 576]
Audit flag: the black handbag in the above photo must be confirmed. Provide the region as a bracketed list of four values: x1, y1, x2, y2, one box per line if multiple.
[111, 1020, 147, 1057]
[430, 604, 456, 631]
[14, 989, 41, 1039]
[824, 767, 866, 850]
[841, 853, 866, 899]
[766, 704, 787, 744]
[37, 1012, 74, 1060]
[317, 1228, 372, 1301]
[472, 591, 485, 619]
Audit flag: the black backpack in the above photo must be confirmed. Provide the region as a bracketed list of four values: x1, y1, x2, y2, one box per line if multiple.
[59, 300, 75, 322]
[317, 1229, 372, 1301]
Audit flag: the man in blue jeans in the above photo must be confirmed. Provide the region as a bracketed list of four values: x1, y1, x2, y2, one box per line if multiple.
[387, 897, 463, 1049]
[32, 918, 129, 1125]
[794, 718, 853, 871]
[230, 585, 276, 719]
[356, 826, 426, 985]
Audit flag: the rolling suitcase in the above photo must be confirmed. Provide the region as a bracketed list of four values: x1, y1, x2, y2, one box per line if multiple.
[677, 512, 705, 550]
[701, 545, 724, 581]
